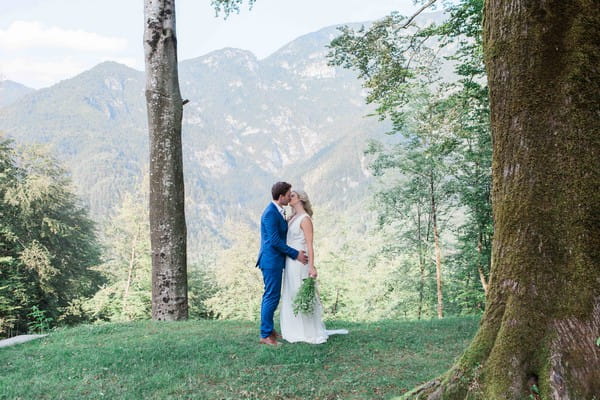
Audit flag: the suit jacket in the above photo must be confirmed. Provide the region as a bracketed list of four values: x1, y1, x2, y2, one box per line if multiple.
[256, 202, 299, 269]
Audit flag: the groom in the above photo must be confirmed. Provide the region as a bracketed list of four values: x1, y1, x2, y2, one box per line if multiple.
[256, 181, 308, 345]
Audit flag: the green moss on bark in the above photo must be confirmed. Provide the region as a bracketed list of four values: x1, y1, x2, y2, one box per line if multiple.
[405, 0, 600, 398]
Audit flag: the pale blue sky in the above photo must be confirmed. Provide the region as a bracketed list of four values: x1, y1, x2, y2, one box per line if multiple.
[0, 0, 422, 89]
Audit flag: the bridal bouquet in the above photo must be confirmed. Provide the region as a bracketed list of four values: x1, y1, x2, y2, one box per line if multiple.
[292, 277, 317, 316]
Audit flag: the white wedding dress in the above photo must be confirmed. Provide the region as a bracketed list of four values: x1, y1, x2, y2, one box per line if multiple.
[280, 213, 348, 344]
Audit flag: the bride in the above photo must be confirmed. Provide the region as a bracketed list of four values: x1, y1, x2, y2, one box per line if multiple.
[280, 190, 347, 344]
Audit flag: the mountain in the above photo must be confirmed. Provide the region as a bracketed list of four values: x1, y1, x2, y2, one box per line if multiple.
[0, 62, 148, 221]
[0, 80, 35, 107]
[0, 17, 453, 257]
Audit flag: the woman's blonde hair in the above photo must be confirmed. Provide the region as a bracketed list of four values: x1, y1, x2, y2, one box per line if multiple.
[294, 189, 313, 217]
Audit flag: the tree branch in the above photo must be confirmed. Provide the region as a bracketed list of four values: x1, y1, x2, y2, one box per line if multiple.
[401, 0, 438, 29]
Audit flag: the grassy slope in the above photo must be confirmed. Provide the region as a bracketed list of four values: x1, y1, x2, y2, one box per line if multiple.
[0, 317, 479, 399]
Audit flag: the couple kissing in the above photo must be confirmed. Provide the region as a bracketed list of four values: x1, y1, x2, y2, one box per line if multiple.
[255, 181, 328, 345]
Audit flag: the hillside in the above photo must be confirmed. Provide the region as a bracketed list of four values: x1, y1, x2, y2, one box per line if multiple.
[0, 80, 35, 107]
[0, 14, 448, 257]
[0, 25, 389, 255]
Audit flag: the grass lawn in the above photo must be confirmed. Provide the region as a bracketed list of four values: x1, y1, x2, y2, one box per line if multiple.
[0, 316, 479, 399]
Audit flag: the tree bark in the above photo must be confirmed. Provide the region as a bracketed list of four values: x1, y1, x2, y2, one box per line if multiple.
[417, 204, 425, 320]
[406, 1, 600, 398]
[143, 0, 188, 320]
[477, 234, 488, 296]
[430, 173, 444, 319]
[122, 224, 140, 319]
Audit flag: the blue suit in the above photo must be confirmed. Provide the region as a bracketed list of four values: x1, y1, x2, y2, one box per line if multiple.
[256, 202, 299, 338]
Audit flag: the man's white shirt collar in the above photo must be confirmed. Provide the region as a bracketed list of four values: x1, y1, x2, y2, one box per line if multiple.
[272, 200, 285, 217]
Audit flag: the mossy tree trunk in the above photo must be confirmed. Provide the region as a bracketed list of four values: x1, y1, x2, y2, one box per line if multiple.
[406, 1, 600, 398]
[143, 0, 188, 320]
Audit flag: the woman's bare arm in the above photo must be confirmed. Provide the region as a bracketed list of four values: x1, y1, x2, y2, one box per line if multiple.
[300, 216, 317, 278]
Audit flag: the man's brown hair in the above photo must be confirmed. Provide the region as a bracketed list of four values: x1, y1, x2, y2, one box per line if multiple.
[271, 181, 292, 200]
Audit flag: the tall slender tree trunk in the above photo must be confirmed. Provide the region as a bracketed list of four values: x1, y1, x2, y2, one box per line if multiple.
[430, 174, 443, 319]
[122, 224, 141, 318]
[475, 156, 490, 296]
[406, 1, 600, 398]
[417, 204, 425, 320]
[477, 233, 488, 296]
[143, 0, 188, 320]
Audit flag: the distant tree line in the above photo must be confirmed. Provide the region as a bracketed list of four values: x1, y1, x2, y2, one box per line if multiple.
[0, 139, 215, 337]
[327, 0, 491, 318]
[0, 138, 102, 337]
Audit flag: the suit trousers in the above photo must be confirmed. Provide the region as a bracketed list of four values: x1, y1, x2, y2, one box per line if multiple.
[259, 267, 283, 338]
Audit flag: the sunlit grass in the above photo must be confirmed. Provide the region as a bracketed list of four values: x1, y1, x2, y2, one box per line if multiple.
[0, 316, 479, 399]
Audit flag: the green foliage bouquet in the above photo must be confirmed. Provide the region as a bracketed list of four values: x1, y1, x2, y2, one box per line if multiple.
[292, 277, 317, 316]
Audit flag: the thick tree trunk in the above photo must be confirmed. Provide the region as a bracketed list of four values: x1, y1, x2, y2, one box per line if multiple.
[143, 0, 188, 320]
[406, 1, 600, 398]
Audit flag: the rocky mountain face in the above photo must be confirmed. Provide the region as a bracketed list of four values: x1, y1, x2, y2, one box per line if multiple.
[0, 24, 394, 254]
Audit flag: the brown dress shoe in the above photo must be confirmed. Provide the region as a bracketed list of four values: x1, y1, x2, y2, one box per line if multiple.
[259, 336, 280, 346]
[269, 329, 282, 339]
